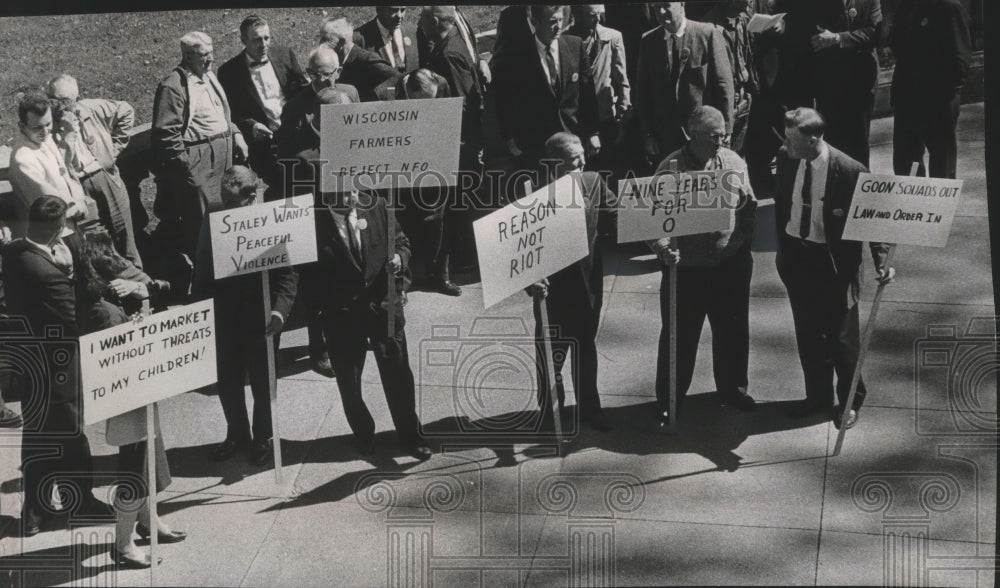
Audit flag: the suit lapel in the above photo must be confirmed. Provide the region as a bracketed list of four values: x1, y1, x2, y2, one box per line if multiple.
[326, 208, 363, 272]
[238, 51, 269, 116]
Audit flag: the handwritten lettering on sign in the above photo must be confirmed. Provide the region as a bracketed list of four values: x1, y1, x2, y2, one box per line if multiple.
[320, 97, 463, 192]
[616, 170, 741, 243]
[474, 174, 589, 308]
[81, 299, 217, 425]
[842, 173, 963, 247]
[209, 194, 317, 279]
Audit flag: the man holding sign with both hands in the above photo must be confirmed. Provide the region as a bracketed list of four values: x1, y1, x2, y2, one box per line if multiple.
[649, 105, 758, 426]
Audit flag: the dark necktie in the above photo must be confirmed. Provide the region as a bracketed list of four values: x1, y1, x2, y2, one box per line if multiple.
[669, 34, 681, 84]
[545, 46, 560, 95]
[799, 161, 813, 239]
[587, 34, 599, 66]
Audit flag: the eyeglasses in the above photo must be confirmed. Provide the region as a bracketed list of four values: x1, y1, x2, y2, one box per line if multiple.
[307, 67, 342, 81]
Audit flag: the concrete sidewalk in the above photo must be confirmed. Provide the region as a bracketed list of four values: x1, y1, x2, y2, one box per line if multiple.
[0, 104, 994, 587]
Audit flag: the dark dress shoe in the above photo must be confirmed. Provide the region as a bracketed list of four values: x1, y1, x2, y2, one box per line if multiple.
[582, 409, 613, 432]
[720, 390, 757, 411]
[787, 399, 832, 419]
[355, 436, 376, 457]
[22, 511, 43, 537]
[311, 355, 336, 378]
[136, 522, 188, 544]
[250, 438, 273, 466]
[110, 546, 161, 568]
[0, 407, 23, 428]
[431, 278, 462, 297]
[401, 439, 433, 461]
[833, 407, 859, 430]
[212, 437, 248, 462]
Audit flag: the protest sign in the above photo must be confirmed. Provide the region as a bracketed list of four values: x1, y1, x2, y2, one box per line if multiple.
[320, 97, 463, 192]
[616, 170, 740, 243]
[81, 299, 217, 426]
[208, 194, 317, 279]
[474, 174, 589, 308]
[841, 173, 963, 247]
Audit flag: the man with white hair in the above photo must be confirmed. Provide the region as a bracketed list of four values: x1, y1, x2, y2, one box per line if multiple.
[649, 105, 758, 426]
[151, 31, 248, 258]
[47, 74, 144, 268]
[319, 16, 399, 101]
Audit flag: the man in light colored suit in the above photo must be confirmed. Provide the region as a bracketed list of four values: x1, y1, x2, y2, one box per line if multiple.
[775, 108, 894, 430]
[8, 91, 92, 238]
[151, 31, 248, 258]
[354, 6, 419, 74]
[635, 2, 735, 167]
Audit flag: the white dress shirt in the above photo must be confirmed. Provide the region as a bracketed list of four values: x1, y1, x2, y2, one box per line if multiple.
[246, 53, 285, 128]
[376, 19, 406, 69]
[786, 143, 830, 243]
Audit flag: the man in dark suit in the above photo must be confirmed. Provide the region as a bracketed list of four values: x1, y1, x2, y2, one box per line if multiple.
[320, 17, 400, 102]
[218, 15, 308, 195]
[775, 108, 894, 430]
[771, 0, 883, 167]
[635, 2, 735, 167]
[418, 7, 491, 93]
[493, 4, 601, 186]
[889, 0, 971, 179]
[526, 132, 612, 433]
[354, 6, 419, 75]
[301, 190, 432, 461]
[192, 167, 297, 466]
[2, 196, 106, 536]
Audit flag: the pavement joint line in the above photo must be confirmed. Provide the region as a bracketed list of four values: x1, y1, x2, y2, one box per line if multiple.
[815, 422, 833, 585]
[237, 497, 286, 588]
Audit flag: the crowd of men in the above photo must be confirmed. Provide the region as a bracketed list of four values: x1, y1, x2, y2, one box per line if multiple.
[0, 1, 973, 541]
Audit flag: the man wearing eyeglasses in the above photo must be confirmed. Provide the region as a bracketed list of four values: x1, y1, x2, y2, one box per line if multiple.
[218, 15, 308, 197]
[151, 31, 248, 260]
[319, 17, 400, 102]
[648, 105, 758, 426]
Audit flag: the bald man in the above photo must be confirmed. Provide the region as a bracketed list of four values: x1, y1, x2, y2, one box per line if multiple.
[319, 17, 399, 101]
[151, 31, 248, 258]
[47, 74, 143, 268]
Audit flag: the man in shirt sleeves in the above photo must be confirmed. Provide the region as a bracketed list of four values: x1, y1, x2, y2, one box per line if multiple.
[775, 108, 895, 430]
[151, 31, 248, 259]
[218, 15, 308, 197]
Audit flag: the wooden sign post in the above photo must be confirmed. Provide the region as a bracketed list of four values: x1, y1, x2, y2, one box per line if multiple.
[208, 193, 318, 483]
[833, 162, 963, 454]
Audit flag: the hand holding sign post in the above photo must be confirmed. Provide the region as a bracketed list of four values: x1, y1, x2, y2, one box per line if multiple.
[833, 164, 962, 454]
[473, 175, 590, 450]
[208, 193, 317, 483]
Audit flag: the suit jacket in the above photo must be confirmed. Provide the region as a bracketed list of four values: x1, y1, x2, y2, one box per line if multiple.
[151, 66, 239, 181]
[565, 23, 632, 123]
[493, 34, 599, 158]
[340, 45, 401, 102]
[491, 5, 532, 66]
[424, 26, 483, 150]
[603, 4, 660, 84]
[774, 145, 889, 302]
[300, 196, 411, 324]
[354, 18, 419, 74]
[890, 0, 971, 105]
[275, 83, 360, 161]
[635, 21, 735, 155]
[217, 46, 308, 137]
